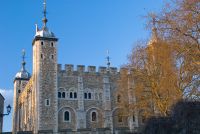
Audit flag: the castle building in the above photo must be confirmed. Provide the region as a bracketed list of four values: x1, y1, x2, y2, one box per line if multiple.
[12, 1, 140, 134]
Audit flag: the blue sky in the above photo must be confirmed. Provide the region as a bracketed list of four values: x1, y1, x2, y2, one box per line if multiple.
[0, 0, 166, 132]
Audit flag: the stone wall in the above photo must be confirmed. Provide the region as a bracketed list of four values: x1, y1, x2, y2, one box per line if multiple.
[57, 64, 125, 131]
[57, 64, 134, 130]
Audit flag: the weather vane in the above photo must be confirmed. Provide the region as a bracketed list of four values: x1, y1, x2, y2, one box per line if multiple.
[106, 50, 111, 71]
[42, 0, 48, 26]
[22, 49, 26, 62]
[43, 0, 47, 18]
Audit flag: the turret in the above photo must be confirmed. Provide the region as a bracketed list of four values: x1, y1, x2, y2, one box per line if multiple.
[13, 50, 31, 133]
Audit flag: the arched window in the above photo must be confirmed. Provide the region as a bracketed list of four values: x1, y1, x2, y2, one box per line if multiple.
[117, 95, 121, 103]
[62, 92, 66, 98]
[74, 92, 77, 98]
[91, 112, 97, 122]
[64, 111, 70, 122]
[70, 92, 73, 98]
[51, 42, 54, 47]
[84, 93, 87, 99]
[51, 54, 54, 60]
[88, 93, 91, 99]
[58, 92, 61, 98]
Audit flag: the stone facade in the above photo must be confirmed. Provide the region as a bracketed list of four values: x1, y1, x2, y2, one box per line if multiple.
[13, 35, 140, 133]
[13, 64, 139, 133]
[0, 93, 4, 133]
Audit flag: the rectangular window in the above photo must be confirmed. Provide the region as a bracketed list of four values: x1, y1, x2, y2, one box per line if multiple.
[58, 92, 61, 98]
[133, 115, 135, 122]
[88, 93, 91, 99]
[70, 92, 73, 98]
[74, 92, 77, 98]
[62, 92, 66, 98]
[45, 99, 50, 106]
[41, 54, 43, 59]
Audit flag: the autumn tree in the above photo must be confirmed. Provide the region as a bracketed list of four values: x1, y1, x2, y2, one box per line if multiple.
[152, 0, 200, 99]
[126, 38, 181, 118]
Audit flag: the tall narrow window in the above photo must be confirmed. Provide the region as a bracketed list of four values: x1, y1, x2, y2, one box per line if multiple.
[62, 92, 66, 98]
[74, 92, 77, 98]
[70, 92, 73, 98]
[51, 42, 54, 47]
[64, 111, 70, 122]
[45, 99, 50, 106]
[84, 93, 87, 99]
[51, 54, 54, 60]
[91, 112, 97, 121]
[41, 41, 44, 46]
[88, 93, 91, 99]
[117, 95, 121, 103]
[58, 92, 61, 98]
[41, 54, 43, 59]
[133, 115, 135, 122]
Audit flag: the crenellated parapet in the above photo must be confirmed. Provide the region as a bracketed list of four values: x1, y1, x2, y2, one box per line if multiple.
[57, 64, 120, 75]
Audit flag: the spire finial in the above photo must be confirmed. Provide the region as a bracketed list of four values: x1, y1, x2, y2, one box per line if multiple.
[21, 49, 26, 71]
[22, 49, 25, 62]
[106, 50, 111, 72]
[42, 0, 48, 27]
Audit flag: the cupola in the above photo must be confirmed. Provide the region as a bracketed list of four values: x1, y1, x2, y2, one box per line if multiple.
[15, 50, 31, 80]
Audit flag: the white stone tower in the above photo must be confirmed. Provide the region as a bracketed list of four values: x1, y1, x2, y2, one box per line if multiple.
[13, 50, 31, 133]
[32, 0, 58, 132]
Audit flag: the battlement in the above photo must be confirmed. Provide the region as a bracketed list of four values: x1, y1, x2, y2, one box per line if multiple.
[57, 64, 121, 75]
